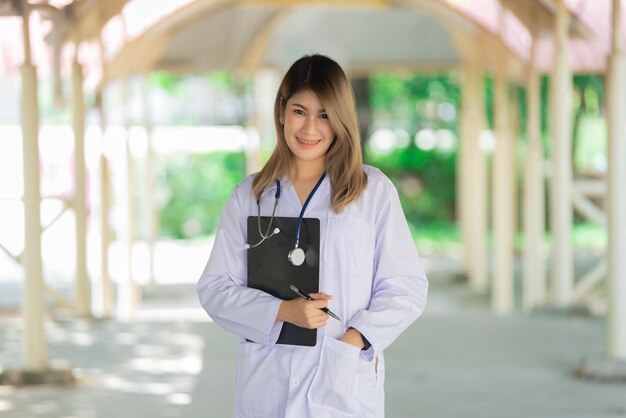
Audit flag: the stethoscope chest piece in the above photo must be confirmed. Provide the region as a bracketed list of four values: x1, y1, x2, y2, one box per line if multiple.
[288, 247, 306, 266]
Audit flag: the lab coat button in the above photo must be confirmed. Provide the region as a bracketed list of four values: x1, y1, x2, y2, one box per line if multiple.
[291, 378, 300, 387]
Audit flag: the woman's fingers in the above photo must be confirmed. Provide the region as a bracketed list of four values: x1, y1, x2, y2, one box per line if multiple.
[308, 292, 333, 300]
[308, 299, 329, 310]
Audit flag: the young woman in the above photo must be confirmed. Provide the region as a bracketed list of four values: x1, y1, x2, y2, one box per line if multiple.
[197, 54, 428, 418]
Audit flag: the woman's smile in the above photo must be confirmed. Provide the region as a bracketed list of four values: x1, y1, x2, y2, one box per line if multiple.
[296, 137, 323, 147]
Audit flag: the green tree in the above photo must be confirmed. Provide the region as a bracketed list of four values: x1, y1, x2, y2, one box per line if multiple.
[157, 151, 246, 239]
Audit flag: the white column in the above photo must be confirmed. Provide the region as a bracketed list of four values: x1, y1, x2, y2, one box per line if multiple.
[492, 65, 515, 315]
[461, 64, 488, 291]
[117, 79, 139, 322]
[97, 41, 113, 318]
[550, 0, 574, 306]
[246, 71, 275, 175]
[99, 150, 114, 318]
[458, 70, 471, 279]
[145, 127, 158, 286]
[253, 70, 281, 149]
[607, 0, 626, 359]
[72, 58, 91, 317]
[143, 80, 158, 287]
[116, 19, 139, 321]
[523, 39, 547, 311]
[20, 1, 47, 370]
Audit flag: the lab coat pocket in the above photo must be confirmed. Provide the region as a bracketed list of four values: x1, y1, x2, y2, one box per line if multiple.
[324, 216, 370, 277]
[307, 336, 360, 416]
[357, 357, 378, 412]
[235, 341, 277, 418]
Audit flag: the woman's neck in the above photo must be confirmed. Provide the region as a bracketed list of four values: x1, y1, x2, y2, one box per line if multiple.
[293, 160, 326, 182]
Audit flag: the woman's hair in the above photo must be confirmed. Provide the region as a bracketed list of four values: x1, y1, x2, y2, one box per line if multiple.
[252, 54, 367, 213]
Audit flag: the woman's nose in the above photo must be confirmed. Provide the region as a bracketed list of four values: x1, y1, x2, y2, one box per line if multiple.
[303, 116, 318, 133]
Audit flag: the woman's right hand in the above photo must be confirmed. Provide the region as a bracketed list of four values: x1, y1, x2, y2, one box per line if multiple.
[277, 293, 332, 329]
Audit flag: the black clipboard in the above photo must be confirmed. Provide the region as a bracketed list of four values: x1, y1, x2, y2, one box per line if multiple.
[247, 216, 320, 346]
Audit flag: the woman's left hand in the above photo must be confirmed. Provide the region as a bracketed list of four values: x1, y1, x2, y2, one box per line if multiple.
[339, 328, 365, 349]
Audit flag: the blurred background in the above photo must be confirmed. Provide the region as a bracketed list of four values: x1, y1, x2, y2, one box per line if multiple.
[1, 0, 625, 417]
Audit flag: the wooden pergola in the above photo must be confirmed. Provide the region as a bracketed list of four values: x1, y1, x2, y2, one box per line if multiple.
[1, 0, 625, 378]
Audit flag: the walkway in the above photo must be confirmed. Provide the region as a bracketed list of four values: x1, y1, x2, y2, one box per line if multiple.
[0, 256, 624, 418]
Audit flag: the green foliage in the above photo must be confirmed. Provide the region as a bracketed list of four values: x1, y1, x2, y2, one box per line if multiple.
[369, 73, 460, 132]
[367, 73, 459, 228]
[157, 151, 246, 239]
[484, 76, 494, 129]
[367, 145, 457, 230]
[147, 72, 185, 95]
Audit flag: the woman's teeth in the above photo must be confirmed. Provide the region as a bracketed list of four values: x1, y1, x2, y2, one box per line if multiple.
[298, 138, 321, 145]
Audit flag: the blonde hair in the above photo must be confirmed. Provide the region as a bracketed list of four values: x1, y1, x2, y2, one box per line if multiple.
[252, 54, 367, 213]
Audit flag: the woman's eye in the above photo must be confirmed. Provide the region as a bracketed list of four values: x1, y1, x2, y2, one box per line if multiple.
[320, 114, 328, 119]
[294, 109, 305, 115]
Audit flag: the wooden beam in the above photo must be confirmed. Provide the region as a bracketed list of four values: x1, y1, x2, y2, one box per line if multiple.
[101, 0, 233, 83]
[241, 0, 388, 7]
[451, 28, 525, 84]
[573, 260, 607, 303]
[65, 0, 129, 42]
[237, 9, 293, 73]
[571, 188, 607, 226]
[500, 0, 552, 38]
[103, 32, 171, 81]
[500, 0, 590, 39]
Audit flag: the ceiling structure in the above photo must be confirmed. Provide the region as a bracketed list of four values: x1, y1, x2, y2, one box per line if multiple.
[0, 0, 621, 87]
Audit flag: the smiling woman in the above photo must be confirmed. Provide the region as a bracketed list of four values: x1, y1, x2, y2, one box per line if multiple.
[282, 90, 335, 167]
[196, 54, 428, 418]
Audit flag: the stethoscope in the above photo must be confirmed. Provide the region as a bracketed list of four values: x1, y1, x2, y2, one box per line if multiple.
[245, 172, 326, 266]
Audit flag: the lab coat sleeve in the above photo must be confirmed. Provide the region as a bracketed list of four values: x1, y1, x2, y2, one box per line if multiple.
[347, 185, 428, 361]
[196, 185, 284, 346]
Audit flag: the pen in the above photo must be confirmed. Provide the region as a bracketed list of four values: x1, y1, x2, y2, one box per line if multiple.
[289, 285, 341, 321]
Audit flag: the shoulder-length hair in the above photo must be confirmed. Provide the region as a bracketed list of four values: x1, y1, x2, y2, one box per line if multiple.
[252, 54, 367, 213]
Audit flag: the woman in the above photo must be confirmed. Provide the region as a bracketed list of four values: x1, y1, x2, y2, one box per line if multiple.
[197, 54, 428, 418]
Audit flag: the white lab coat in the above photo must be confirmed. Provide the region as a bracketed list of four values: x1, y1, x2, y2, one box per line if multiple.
[197, 165, 428, 418]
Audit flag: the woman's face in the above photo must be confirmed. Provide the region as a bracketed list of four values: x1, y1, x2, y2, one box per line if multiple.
[281, 89, 335, 168]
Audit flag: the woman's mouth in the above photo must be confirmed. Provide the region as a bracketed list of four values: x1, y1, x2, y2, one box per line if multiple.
[296, 137, 322, 147]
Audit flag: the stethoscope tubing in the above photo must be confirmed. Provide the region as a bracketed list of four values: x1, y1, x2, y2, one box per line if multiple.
[247, 172, 326, 266]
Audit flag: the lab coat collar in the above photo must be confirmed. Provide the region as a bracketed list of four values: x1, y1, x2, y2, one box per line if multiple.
[279, 173, 331, 214]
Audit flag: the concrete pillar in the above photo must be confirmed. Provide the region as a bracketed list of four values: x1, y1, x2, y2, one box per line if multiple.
[97, 41, 114, 318]
[550, 0, 574, 306]
[250, 69, 281, 166]
[457, 80, 470, 278]
[117, 79, 139, 322]
[20, 1, 47, 370]
[246, 71, 274, 175]
[145, 128, 159, 286]
[99, 150, 114, 318]
[523, 39, 547, 311]
[72, 58, 91, 317]
[142, 80, 158, 287]
[460, 64, 488, 291]
[607, 0, 626, 359]
[492, 63, 515, 315]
